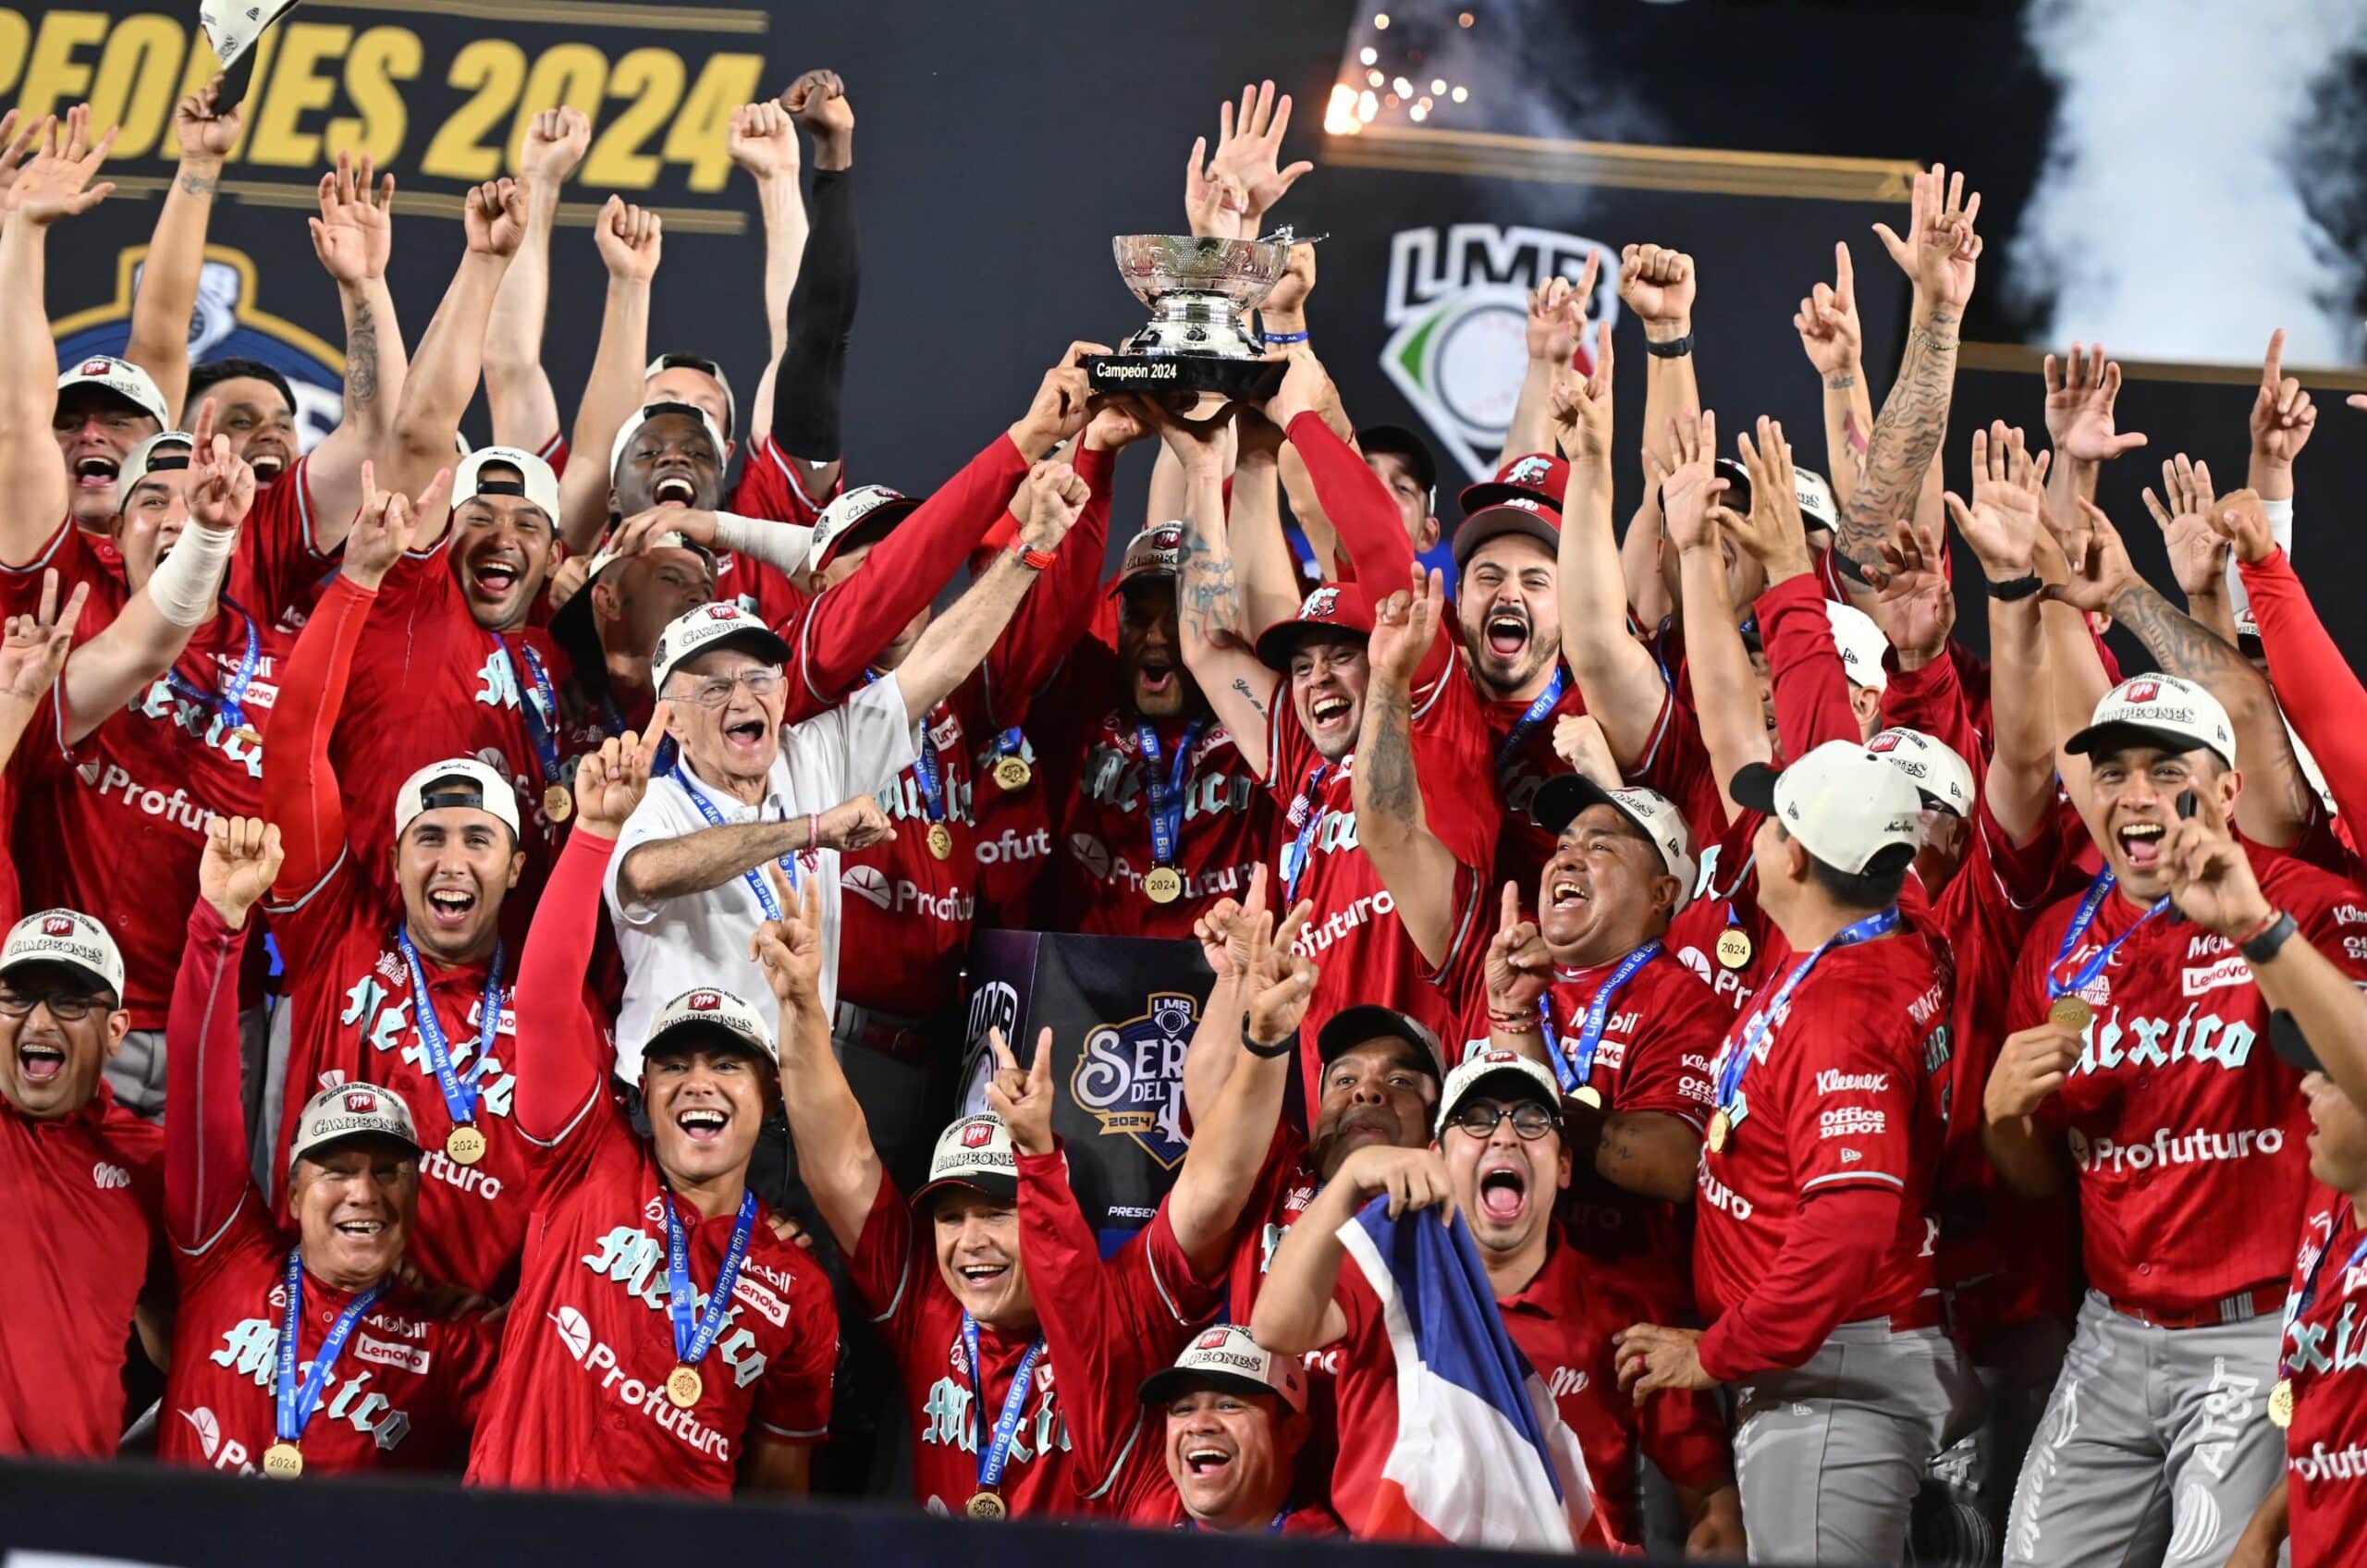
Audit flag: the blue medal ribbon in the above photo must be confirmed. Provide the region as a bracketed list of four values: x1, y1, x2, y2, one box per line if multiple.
[664, 1189, 758, 1373]
[274, 1249, 388, 1449]
[2047, 869, 2171, 1000]
[1540, 942, 1660, 1096]
[494, 633, 565, 790]
[1137, 718, 1204, 870]
[992, 726, 1024, 763]
[2283, 1222, 2367, 1376]
[1711, 907, 1900, 1117]
[1181, 1508, 1294, 1535]
[166, 594, 262, 735]
[394, 927, 504, 1128]
[962, 1315, 1045, 1496]
[1279, 763, 1331, 905]
[1494, 668, 1565, 777]
[911, 728, 949, 826]
[671, 758, 797, 914]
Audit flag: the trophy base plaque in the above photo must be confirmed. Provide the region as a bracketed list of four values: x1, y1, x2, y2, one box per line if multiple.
[1085, 354, 1286, 399]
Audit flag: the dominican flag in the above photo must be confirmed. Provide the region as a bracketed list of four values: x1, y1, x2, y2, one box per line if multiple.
[1337, 1197, 1613, 1553]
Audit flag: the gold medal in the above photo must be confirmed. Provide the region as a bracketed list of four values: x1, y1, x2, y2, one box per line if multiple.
[2048, 994, 2093, 1032]
[2270, 1378, 2294, 1429]
[1572, 1084, 1602, 1109]
[262, 1440, 304, 1479]
[1715, 927, 1754, 971]
[229, 724, 262, 748]
[1706, 1109, 1731, 1153]
[1144, 866, 1184, 904]
[965, 1490, 1009, 1520]
[544, 782, 573, 823]
[993, 756, 1032, 791]
[666, 1365, 704, 1409]
[926, 822, 954, 861]
[445, 1124, 487, 1166]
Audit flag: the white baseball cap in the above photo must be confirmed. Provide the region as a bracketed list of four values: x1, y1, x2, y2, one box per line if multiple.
[912, 1112, 1019, 1208]
[809, 484, 923, 572]
[1824, 600, 1890, 692]
[642, 986, 777, 1071]
[453, 446, 561, 528]
[1731, 740, 1923, 876]
[1795, 467, 1838, 533]
[607, 400, 729, 489]
[1867, 727, 1975, 818]
[2066, 674, 2237, 768]
[288, 1081, 421, 1173]
[57, 354, 169, 427]
[1436, 1048, 1565, 1134]
[644, 353, 738, 441]
[117, 431, 195, 501]
[0, 909, 126, 998]
[1138, 1324, 1309, 1413]
[651, 601, 792, 692]
[1527, 776, 1698, 913]
[394, 757, 521, 839]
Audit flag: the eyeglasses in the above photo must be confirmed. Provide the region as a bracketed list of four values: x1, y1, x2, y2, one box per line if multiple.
[678, 667, 783, 709]
[0, 991, 106, 1021]
[1447, 1102, 1559, 1141]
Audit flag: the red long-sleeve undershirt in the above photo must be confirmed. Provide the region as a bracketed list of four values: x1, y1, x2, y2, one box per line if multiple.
[263, 573, 374, 899]
[1760, 572, 1863, 762]
[985, 442, 1115, 723]
[2239, 548, 2367, 833]
[164, 898, 256, 1250]
[513, 828, 617, 1141]
[1284, 411, 1446, 688]
[1696, 1185, 1896, 1379]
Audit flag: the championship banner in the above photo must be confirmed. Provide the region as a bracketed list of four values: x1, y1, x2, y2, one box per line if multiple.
[960, 931, 1215, 1253]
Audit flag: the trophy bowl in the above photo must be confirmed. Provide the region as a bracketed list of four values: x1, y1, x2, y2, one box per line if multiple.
[1087, 232, 1298, 398]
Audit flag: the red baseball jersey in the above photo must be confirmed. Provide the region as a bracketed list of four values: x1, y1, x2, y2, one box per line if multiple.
[1226, 1128, 1348, 1501]
[1692, 927, 1954, 1329]
[730, 433, 842, 533]
[2007, 849, 2367, 1317]
[844, 1168, 1209, 1518]
[1483, 671, 1592, 902]
[264, 860, 532, 1298]
[833, 679, 985, 1019]
[968, 722, 1058, 930]
[1261, 645, 1501, 1096]
[1630, 691, 1773, 1015]
[463, 1100, 837, 1494]
[2281, 1182, 2367, 1565]
[0, 1088, 163, 1458]
[159, 1193, 497, 1476]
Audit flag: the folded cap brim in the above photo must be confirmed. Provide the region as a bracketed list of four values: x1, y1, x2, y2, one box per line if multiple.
[910, 1172, 1019, 1210]
[2063, 719, 2229, 766]
[1136, 1365, 1292, 1409]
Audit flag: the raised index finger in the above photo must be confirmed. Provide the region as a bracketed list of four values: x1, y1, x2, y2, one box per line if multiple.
[1029, 1026, 1055, 1089]
[641, 699, 674, 753]
[2262, 328, 2286, 392]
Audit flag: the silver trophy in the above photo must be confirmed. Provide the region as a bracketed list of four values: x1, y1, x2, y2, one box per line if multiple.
[1086, 231, 1301, 398]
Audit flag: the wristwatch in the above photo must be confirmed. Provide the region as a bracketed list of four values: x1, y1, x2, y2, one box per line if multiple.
[2240, 910, 2299, 965]
[1242, 1021, 1298, 1059]
[1011, 541, 1058, 572]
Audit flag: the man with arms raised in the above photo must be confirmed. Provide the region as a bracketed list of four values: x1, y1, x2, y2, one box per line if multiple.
[162, 817, 497, 1476]
[466, 728, 838, 1495]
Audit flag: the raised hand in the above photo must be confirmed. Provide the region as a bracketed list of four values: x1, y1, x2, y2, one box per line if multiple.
[1793, 241, 1862, 377]
[518, 105, 591, 187]
[752, 865, 826, 1011]
[1261, 240, 1317, 320]
[1551, 713, 1621, 786]
[815, 794, 894, 852]
[2204, 487, 2278, 567]
[593, 195, 663, 283]
[309, 149, 396, 286]
[1010, 341, 1108, 453]
[185, 399, 256, 533]
[2155, 780, 2275, 938]
[1617, 243, 1695, 326]
[1484, 880, 1550, 1016]
[1865, 518, 1954, 665]
[1205, 80, 1313, 226]
[727, 99, 798, 179]
[1243, 905, 1318, 1046]
[1944, 421, 2048, 579]
[782, 68, 853, 166]
[1184, 148, 1248, 242]
[1367, 563, 1445, 689]
[0, 570, 87, 709]
[1871, 162, 1981, 310]
[174, 75, 241, 163]
[2042, 342, 2148, 464]
[985, 1025, 1057, 1157]
[1260, 343, 1336, 430]
[1192, 862, 1269, 980]
[2249, 329, 2316, 473]
[198, 817, 285, 930]
[0, 111, 37, 209]
[2140, 454, 2226, 601]
[1660, 410, 1728, 555]
[1525, 255, 1598, 368]
[2, 106, 117, 227]
[1017, 459, 1090, 553]
[343, 460, 447, 589]
[1549, 319, 1617, 465]
[572, 704, 669, 839]
[1723, 416, 1810, 576]
[461, 177, 528, 258]
[2042, 498, 2140, 614]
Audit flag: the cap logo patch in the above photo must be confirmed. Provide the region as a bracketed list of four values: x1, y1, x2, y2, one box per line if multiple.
[961, 1121, 994, 1149]
[705, 605, 739, 621]
[1196, 1329, 1232, 1351]
[688, 991, 721, 1011]
[1867, 733, 1900, 753]
[80, 359, 113, 376]
[1304, 587, 1339, 617]
[1152, 525, 1183, 547]
[1507, 456, 1552, 484]
[42, 915, 75, 937]
[344, 1089, 378, 1114]
[2125, 680, 2160, 704]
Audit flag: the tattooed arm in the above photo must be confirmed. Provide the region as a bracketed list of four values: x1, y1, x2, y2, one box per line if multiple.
[1793, 241, 1872, 509]
[1351, 570, 1462, 968]
[304, 157, 409, 551]
[1169, 414, 1282, 778]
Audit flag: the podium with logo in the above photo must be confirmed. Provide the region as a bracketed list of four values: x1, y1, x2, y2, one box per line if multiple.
[959, 931, 1216, 1253]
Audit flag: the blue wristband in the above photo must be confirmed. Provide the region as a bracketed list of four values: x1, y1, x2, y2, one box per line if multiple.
[1261, 330, 1311, 345]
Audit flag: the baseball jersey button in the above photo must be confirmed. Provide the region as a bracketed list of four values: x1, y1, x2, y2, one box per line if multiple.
[2138, 1264, 2152, 1275]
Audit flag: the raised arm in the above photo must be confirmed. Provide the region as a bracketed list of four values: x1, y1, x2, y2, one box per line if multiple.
[2140, 454, 2239, 644]
[1351, 567, 1463, 966]
[166, 817, 283, 1250]
[1792, 242, 1872, 509]
[1725, 420, 1862, 760]
[1620, 243, 1699, 478]
[754, 868, 883, 1255]
[1169, 410, 1279, 777]
[2041, 343, 2149, 528]
[0, 573, 82, 768]
[2218, 497, 2367, 831]
[1834, 165, 1981, 572]
[983, 434, 1122, 715]
[385, 179, 526, 545]
[302, 153, 407, 553]
[892, 460, 1085, 722]
[482, 109, 586, 455]
[1665, 413, 1768, 818]
[1251, 1143, 1454, 1355]
[0, 110, 114, 565]
[1944, 424, 2054, 842]
[1267, 354, 1424, 639]
[727, 99, 807, 447]
[1229, 409, 1314, 642]
[126, 80, 239, 420]
[1551, 322, 1667, 768]
[1496, 258, 1595, 470]
[767, 70, 858, 503]
[554, 198, 664, 554]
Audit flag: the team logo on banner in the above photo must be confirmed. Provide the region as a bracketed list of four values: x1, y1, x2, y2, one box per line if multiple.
[1070, 992, 1199, 1170]
[1379, 225, 1616, 484]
